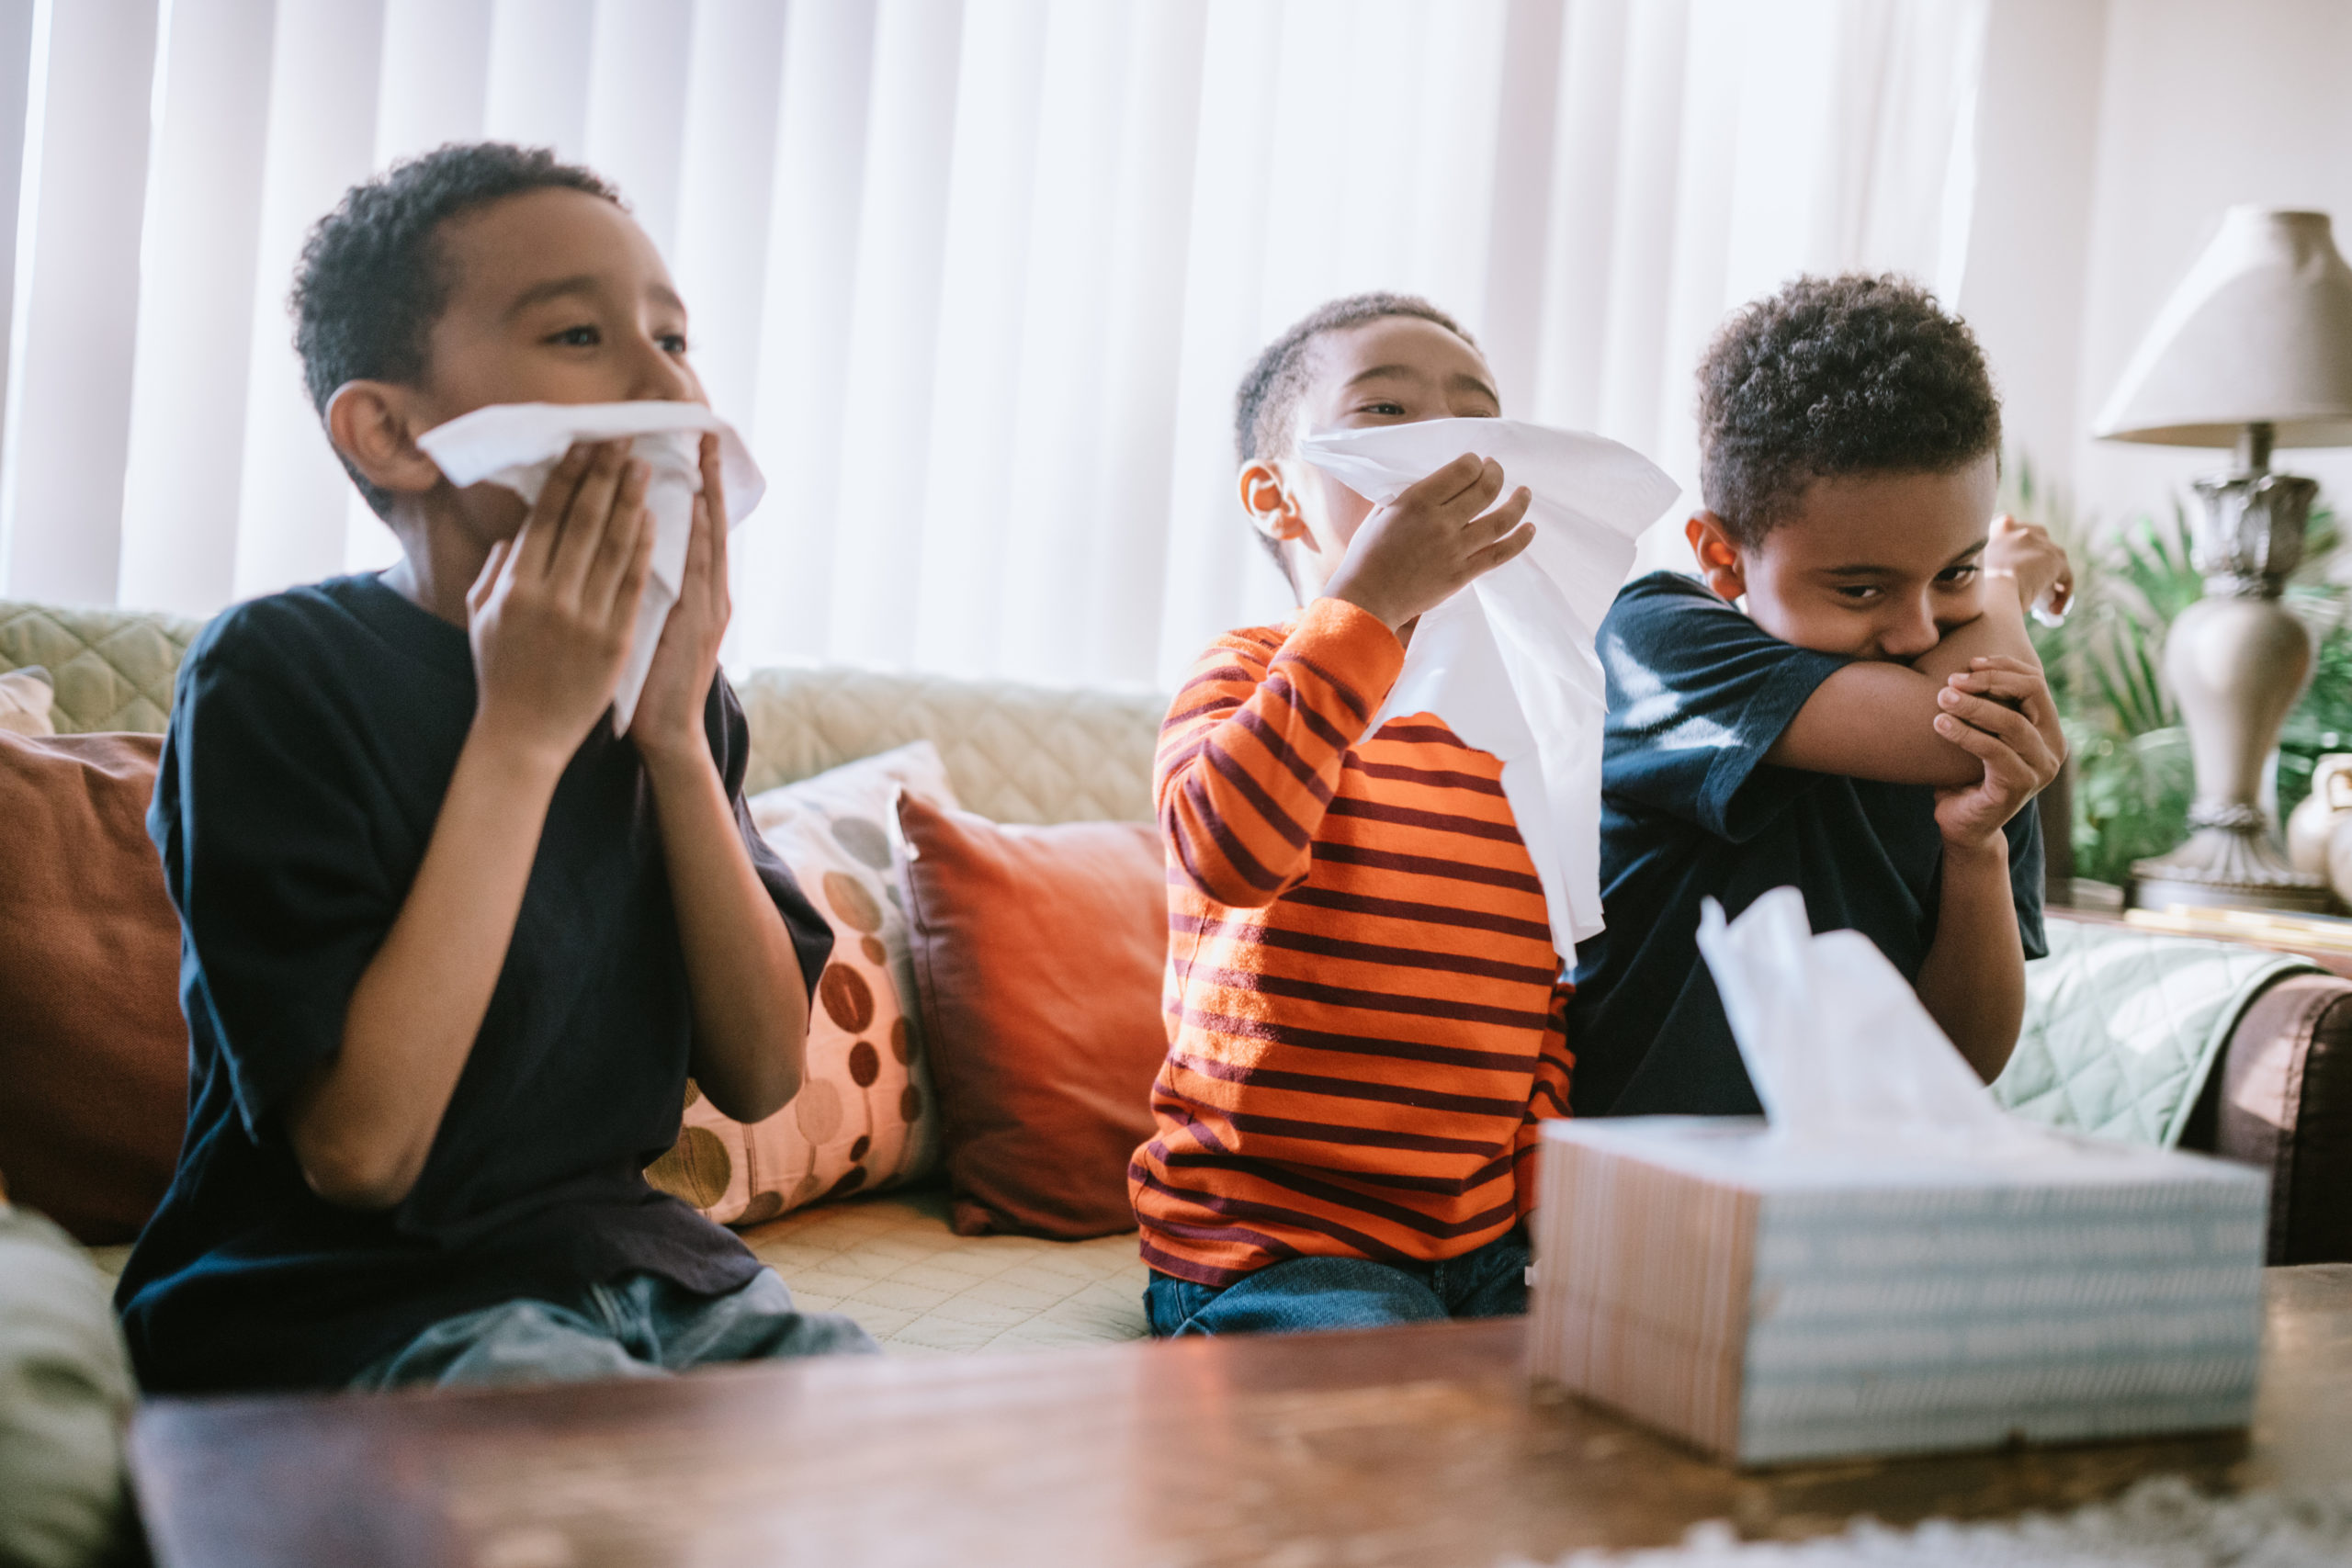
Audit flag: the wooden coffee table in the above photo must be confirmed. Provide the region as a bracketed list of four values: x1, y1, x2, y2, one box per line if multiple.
[131, 1266, 2352, 1567]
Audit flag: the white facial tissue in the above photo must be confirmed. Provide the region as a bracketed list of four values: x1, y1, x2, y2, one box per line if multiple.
[1297, 418, 1679, 955]
[1695, 887, 2026, 1154]
[416, 401, 765, 733]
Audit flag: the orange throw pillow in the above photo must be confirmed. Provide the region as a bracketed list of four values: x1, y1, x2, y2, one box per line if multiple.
[895, 794, 1170, 1239]
[0, 731, 186, 1243]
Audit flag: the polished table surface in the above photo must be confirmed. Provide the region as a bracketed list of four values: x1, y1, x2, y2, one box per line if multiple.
[130, 1266, 2352, 1568]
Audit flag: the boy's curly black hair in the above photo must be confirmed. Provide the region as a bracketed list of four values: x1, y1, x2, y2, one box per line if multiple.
[1234, 292, 1478, 589]
[291, 142, 621, 518]
[1698, 274, 1999, 545]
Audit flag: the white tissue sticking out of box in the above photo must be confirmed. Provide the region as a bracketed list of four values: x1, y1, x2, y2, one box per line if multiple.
[1296, 419, 1679, 955]
[415, 401, 765, 734]
[1696, 887, 2027, 1153]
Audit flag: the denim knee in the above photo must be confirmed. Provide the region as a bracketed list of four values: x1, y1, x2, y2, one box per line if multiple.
[1147, 1258, 1447, 1337]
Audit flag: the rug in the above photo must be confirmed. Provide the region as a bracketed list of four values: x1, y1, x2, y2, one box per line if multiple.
[1523, 1478, 2352, 1567]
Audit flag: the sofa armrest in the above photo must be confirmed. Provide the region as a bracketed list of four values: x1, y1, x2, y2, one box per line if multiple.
[2179, 974, 2352, 1265]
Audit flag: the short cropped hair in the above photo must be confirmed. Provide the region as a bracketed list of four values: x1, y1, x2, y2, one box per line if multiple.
[1697, 274, 1999, 545]
[291, 142, 621, 517]
[1233, 293, 1478, 588]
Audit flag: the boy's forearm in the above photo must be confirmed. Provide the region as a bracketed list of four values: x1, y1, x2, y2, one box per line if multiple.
[1160, 599, 1403, 908]
[1913, 837, 2025, 1082]
[293, 726, 561, 1210]
[642, 741, 809, 1124]
[1768, 590, 2040, 788]
[1912, 578, 2039, 685]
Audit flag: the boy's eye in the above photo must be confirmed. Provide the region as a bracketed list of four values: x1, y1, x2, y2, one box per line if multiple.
[1357, 401, 1407, 417]
[659, 333, 689, 355]
[1833, 585, 1883, 604]
[547, 324, 600, 347]
[1937, 564, 1982, 586]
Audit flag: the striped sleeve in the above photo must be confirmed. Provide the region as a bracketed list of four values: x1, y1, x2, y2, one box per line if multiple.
[1513, 982, 1576, 1218]
[1156, 598, 1405, 909]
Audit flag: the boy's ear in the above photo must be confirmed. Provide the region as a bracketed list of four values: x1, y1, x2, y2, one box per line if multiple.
[1685, 513, 1748, 604]
[325, 381, 444, 501]
[1238, 458, 1311, 545]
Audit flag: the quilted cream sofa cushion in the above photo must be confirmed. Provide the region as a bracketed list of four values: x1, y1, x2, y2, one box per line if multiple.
[0, 603, 203, 736]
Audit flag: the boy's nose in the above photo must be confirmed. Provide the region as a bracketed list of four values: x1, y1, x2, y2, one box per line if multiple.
[627, 337, 695, 402]
[1877, 600, 1941, 660]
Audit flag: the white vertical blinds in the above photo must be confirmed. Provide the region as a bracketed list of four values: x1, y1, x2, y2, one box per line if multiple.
[0, 0, 1989, 690]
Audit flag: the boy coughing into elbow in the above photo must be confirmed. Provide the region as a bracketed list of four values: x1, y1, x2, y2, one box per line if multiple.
[1567, 274, 2068, 1118]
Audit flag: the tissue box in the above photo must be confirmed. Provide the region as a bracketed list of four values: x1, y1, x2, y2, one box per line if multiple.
[1527, 1118, 2267, 1466]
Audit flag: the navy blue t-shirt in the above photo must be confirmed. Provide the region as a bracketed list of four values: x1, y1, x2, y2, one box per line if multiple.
[1565, 571, 2044, 1118]
[115, 573, 832, 1393]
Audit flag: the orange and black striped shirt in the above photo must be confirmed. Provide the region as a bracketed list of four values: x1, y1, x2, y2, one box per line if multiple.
[1130, 596, 1575, 1288]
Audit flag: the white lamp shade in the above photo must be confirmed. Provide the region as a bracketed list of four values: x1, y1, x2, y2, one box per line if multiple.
[2096, 207, 2352, 448]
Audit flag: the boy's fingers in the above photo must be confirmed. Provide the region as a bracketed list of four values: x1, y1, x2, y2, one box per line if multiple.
[698, 434, 730, 614]
[1465, 518, 1537, 576]
[468, 537, 513, 614]
[1952, 665, 2058, 732]
[1939, 698, 2058, 784]
[575, 453, 650, 599]
[689, 492, 729, 621]
[704, 492, 730, 613]
[1471, 487, 1532, 544]
[522, 444, 597, 576]
[585, 499, 648, 616]
[1948, 668, 2047, 704]
[1453, 457, 1508, 521]
[550, 444, 629, 590]
[1939, 689, 2047, 755]
[1401, 453, 1494, 514]
[609, 512, 655, 633]
[1934, 713, 2039, 795]
[698, 432, 726, 522]
[583, 457, 649, 591]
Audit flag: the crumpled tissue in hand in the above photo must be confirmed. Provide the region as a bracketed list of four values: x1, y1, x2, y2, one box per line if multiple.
[416, 401, 765, 733]
[1297, 417, 1679, 954]
[1696, 886, 2027, 1151]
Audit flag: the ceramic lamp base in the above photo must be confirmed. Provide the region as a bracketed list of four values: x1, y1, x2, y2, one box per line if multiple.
[2128, 464, 2325, 916]
[2132, 824, 2333, 914]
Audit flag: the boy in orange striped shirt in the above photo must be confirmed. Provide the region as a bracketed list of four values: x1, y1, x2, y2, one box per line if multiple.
[1130, 294, 1577, 1336]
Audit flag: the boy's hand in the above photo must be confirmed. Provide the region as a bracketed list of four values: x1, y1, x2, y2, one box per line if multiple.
[628, 432, 731, 773]
[1930, 655, 2064, 850]
[1984, 514, 2072, 618]
[1322, 454, 1534, 631]
[466, 440, 653, 773]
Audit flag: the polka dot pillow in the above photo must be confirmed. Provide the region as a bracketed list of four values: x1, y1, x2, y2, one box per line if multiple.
[648, 740, 955, 1226]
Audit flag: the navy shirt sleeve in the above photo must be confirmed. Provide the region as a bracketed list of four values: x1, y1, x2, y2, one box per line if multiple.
[1596, 572, 1850, 841]
[157, 619, 405, 1140]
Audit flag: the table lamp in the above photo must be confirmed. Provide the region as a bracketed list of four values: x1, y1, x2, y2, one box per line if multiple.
[2098, 206, 2352, 914]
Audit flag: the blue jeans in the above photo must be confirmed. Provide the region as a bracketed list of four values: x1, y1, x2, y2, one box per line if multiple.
[1145, 1229, 1530, 1337]
[350, 1268, 876, 1391]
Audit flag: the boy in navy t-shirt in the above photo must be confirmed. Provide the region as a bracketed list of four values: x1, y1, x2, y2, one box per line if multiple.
[116, 144, 873, 1393]
[1567, 275, 2069, 1117]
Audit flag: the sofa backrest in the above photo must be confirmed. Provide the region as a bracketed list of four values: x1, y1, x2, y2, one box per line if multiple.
[0, 600, 1165, 825]
[737, 666, 1160, 822]
[0, 602, 204, 735]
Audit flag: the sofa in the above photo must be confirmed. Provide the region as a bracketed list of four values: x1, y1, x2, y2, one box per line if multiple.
[5, 593, 2351, 1371]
